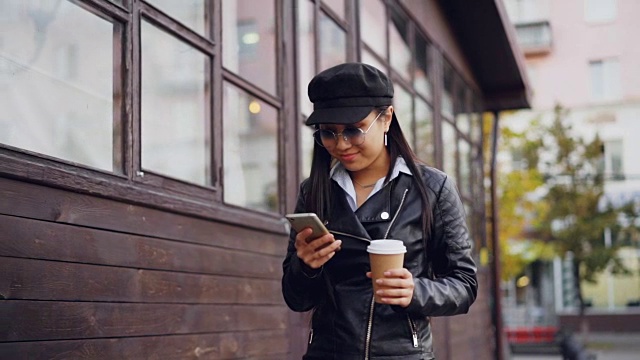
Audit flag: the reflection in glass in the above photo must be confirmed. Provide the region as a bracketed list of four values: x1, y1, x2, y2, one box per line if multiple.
[0, 1, 114, 171]
[297, 0, 315, 179]
[471, 100, 483, 144]
[319, 12, 346, 71]
[389, 7, 411, 80]
[223, 82, 279, 213]
[458, 139, 471, 197]
[393, 84, 413, 149]
[441, 120, 457, 178]
[301, 123, 315, 179]
[362, 49, 385, 72]
[222, 0, 276, 94]
[141, 21, 209, 186]
[455, 85, 470, 135]
[147, 0, 207, 36]
[415, 98, 434, 165]
[414, 33, 431, 100]
[323, 0, 345, 20]
[442, 62, 454, 119]
[359, 0, 387, 58]
[297, 0, 315, 117]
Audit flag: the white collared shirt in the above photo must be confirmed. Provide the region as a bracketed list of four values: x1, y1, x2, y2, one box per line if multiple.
[330, 157, 412, 211]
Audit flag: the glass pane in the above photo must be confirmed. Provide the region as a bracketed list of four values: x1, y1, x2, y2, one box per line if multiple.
[470, 98, 483, 144]
[442, 63, 454, 119]
[318, 12, 346, 71]
[415, 98, 434, 165]
[0, 0, 114, 171]
[324, 0, 345, 20]
[458, 139, 471, 196]
[362, 49, 385, 72]
[414, 34, 431, 100]
[393, 84, 413, 149]
[141, 21, 209, 186]
[222, 0, 276, 94]
[297, 0, 315, 117]
[441, 120, 457, 178]
[455, 84, 470, 135]
[223, 82, 279, 212]
[359, 0, 387, 58]
[389, 7, 411, 80]
[301, 122, 314, 179]
[147, 0, 207, 36]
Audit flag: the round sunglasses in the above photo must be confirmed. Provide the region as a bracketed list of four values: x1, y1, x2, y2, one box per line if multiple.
[313, 110, 385, 148]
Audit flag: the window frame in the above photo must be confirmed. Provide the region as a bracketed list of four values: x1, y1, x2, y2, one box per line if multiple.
[0, 0, 295, 233]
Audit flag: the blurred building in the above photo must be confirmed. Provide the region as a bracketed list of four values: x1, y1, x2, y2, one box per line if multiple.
[502, 0, 640, 331]
[0, 0, 529, 359]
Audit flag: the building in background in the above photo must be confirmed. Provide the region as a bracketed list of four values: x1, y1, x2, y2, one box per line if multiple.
[502, 0, 640, 332]
[0, 0, 528, 359]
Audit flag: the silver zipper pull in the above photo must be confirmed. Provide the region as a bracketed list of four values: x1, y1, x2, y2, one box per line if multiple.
[412, 332, 418, 348]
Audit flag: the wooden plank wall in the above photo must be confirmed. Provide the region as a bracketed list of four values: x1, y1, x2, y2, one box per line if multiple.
[0, 177, 291, 359]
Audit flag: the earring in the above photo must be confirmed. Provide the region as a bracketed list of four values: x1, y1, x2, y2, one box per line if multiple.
[384, 132, 388, 146]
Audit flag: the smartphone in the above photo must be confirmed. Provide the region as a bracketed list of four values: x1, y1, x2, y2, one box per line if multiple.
[285, 213, 330, 240]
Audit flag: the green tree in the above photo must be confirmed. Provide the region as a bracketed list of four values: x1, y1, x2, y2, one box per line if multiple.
[497, 116, 554, 281]
[534, 106, 635, 337]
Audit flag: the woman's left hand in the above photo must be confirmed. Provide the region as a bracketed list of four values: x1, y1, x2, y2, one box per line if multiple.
[366, 268, 414, 307]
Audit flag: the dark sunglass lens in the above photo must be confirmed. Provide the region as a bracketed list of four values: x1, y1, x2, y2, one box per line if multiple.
[319, 129, 335, 140]
[344, 128, 365, 144]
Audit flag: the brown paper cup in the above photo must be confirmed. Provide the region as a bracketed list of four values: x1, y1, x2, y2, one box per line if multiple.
[367, 240, 406, 304]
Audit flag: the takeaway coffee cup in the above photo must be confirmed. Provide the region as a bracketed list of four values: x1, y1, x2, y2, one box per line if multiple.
[367, 240, 406, 303]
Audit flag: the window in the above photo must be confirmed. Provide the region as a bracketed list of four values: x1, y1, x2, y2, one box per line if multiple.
[414, 33, 432, 101]
[441, 120, 457, 179]
[359, 0, 387, 58]
[0, 0, 116, 172]
[585, 0, 617, 23]
[141, 21, 210, 186]
[298, 1, 348, 178]
[222, 0, 277, 95]
[505, 0, 550, 24]
[389, 7, 411, 80]
[323, 0, 345, 20]
[442, 62, 454, 119]
[223, 83, 279, 212]
[415, 98, 434, 165]
[604, 139, 624, 180]
[147, 0, 207, 36]
[318, 11, 346, 71]
[394, 84, 414, 148]
[590, 59, 621, 102]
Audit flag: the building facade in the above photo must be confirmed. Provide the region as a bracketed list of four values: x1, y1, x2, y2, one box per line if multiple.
[0, 0, 528, 358]
[502, 0, 640, 323]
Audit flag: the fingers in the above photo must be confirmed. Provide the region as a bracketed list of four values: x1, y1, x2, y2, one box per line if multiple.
[295, 230, 342, 269]
[373, 268, 414, 307]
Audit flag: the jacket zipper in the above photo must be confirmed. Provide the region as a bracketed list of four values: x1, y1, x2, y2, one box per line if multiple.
[408, 317, 419, 348]
[330, 230, 370, 242]
[364, 188, 410, 360]
[308, 308, 315, 344]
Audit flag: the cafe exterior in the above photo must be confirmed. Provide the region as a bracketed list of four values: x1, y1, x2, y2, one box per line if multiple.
[0, 0, 529, 359]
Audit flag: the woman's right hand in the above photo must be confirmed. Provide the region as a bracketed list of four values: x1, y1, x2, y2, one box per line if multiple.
[295, 228, 342, 269]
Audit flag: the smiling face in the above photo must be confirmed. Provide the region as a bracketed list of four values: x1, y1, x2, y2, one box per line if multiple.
[319, 107, 393, 177]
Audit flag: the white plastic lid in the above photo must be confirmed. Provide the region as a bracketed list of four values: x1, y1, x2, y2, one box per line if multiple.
[367, 240, 406, 254]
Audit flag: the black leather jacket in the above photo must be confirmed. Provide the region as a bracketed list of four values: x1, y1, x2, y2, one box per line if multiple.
[282, 164, 478, 360]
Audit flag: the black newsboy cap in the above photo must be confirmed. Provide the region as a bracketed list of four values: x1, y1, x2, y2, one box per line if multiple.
[305, 63, 394, 125]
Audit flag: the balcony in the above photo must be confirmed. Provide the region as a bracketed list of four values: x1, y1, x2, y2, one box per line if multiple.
[515, 21, 552, 55]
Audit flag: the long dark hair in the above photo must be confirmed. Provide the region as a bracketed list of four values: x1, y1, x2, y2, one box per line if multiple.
[306, 106, 432, 240]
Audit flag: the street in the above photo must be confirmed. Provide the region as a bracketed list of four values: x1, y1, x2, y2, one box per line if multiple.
[511, 332, 640, 360]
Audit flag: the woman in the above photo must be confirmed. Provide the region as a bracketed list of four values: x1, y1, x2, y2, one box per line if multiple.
[282, 63, 477, 359]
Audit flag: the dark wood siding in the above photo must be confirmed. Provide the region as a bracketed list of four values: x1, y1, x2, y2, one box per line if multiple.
[0, 177, 290, 359]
